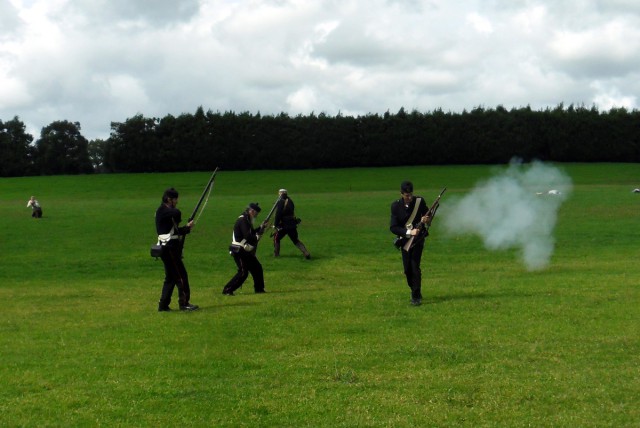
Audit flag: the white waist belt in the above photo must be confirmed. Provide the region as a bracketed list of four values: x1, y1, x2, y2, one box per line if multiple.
[158, 234, 179, 244]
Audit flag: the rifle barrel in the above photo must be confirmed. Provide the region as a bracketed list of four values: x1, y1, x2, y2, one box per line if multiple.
[263, 195, 282, 224]
[189, 167, 219, 222]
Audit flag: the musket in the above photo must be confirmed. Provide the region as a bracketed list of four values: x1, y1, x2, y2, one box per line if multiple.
[402, 187, 446, 251]
[177, 167, 219, 251]
[257, 194, 283, 240]
[189, 167, 219, 223]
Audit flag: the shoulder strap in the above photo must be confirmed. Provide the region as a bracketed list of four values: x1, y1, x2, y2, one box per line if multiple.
[405, 197, 422, 228]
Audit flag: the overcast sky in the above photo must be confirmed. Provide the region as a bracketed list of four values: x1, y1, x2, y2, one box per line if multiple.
[1, 0, 639, 141]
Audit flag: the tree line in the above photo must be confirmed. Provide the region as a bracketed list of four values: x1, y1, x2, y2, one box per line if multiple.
[2, 104, 639, 177]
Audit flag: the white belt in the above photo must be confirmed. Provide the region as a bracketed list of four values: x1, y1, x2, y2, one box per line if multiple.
[231, 238, 254, 252]
[158, 226, 178, 244]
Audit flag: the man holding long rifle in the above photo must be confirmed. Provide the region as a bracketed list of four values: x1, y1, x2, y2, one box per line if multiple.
[155, 169, 218, 312]
[272, 188, 311, 259]
[390, 181, 445, 306]
[222, 195, 280, 295]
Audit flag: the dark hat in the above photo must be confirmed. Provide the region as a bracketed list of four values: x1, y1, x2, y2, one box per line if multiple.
[400, 181, 413, 193]
[162, 187, 179, 201]
[248, 202, 261, 212]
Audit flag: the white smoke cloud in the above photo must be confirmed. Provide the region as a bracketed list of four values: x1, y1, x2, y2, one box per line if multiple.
[442, 160, 572, 271]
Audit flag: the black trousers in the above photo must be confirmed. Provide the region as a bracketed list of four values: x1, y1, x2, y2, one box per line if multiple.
[224, 250, 264, 293]
[159, 248, 191, 308]
[401, 241, 424, 300]
[275, 227, 300, 245]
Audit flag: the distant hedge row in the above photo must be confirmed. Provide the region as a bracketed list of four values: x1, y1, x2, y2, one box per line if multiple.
[103, 105, 640, 172]
[2, 104, 639, 176]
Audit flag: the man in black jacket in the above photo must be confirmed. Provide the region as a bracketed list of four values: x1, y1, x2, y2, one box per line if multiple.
[222, 203, 267, 295]
[155, 188, 199, 312]
[273, 189, 310, 259]
[389, 181, 431, 306]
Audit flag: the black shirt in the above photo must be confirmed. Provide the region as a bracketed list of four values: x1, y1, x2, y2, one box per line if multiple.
[275, 196, 297, 229]
[155, 203, 190, 248]
[390, 196, 429, 237]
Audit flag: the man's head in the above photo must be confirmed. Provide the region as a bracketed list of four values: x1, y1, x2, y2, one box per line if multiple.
[279, 188, 288, 197]
[400, 181, 413, 193]
[247, 202, 261, 218]
[400, 181, 414, 203]
[162, 188, 179, 205]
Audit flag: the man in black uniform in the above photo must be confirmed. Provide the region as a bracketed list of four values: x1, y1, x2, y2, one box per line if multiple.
[390, 181, 431, 306]
[273, 189, 310, 259]
[155, 188, 199, 312]
[222, 203, 267, 295]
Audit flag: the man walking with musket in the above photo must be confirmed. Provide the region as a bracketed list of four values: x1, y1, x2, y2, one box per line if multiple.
[222, 202, 268, 295]
[390, 181, 432, 306]
[155, 187, 199, 312]
[273, 189, 311, 259]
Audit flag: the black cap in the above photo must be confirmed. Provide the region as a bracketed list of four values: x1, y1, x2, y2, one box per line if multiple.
[248, 202, 261, 213]
[163, 187, 179, 202]
[400, 181, 413, 193]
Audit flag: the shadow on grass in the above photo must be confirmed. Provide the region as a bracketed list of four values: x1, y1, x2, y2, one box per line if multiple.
[427, 290, 540, 304]
[195, 300, 262, 311]
[268, 253, 326, 261]
[266, 287, 323, 294]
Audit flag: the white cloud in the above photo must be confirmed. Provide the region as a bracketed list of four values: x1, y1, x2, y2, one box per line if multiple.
[286, 86, 318, 112]
[466, 12, 493, 35]
[1, 0, 640, 140]
[591, 81, 637, 110]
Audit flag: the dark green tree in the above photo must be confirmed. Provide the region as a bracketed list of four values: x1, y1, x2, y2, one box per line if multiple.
[88, 139, 107, 172]
[105, 115, 160, 172]
[34, 120, 93, 175]
[0, 116, 34, 177]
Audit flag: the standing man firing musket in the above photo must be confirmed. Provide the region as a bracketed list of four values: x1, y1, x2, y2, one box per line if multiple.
[390, 181, 445, 306]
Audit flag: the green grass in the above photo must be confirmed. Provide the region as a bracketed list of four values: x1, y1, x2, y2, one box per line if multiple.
[1, 163, 639, 427]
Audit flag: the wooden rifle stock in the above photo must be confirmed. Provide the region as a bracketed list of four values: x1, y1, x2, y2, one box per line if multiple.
[402, 187, 446, 251]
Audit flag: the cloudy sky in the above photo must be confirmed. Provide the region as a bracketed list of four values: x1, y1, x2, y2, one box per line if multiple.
[1, 0, 639, 141]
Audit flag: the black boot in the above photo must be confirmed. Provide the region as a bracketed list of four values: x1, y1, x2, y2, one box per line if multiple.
[274, 241, 280, 257]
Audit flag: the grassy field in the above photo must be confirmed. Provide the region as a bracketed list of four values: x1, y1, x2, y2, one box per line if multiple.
[1, 163, 639, 427]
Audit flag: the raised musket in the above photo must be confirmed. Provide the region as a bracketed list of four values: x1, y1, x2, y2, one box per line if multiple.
[257, 194, 283, 240]
[402, 187, 446, 251]
[189, 167, 219, 223]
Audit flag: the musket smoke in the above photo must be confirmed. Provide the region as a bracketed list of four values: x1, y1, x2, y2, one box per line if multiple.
[442, 160, 572, 271]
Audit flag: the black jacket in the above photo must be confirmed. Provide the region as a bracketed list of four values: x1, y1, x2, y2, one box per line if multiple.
[155, 203, 191, 249]
[390, 196, 429, 238]
[274, 196, 297, 230]
[231, 212, 261, 249]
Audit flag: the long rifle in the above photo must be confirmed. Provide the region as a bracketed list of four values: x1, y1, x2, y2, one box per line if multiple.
[189, 167, 219, 223]
[402, 187, 446, 251]
[177, 167, 219, 251]
[257, 194, 282, 240]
